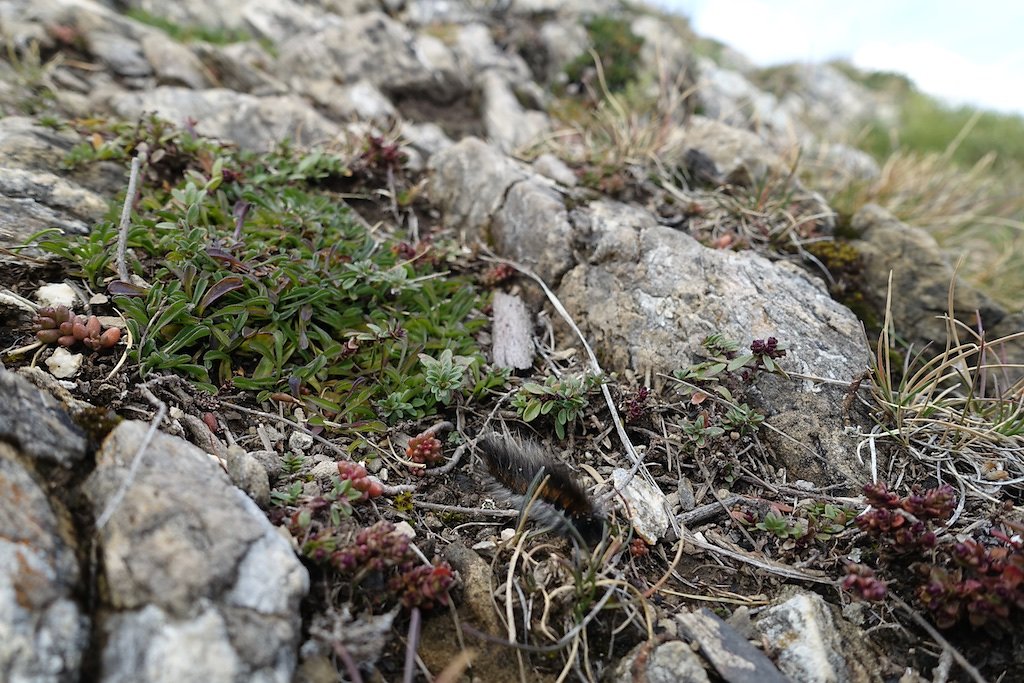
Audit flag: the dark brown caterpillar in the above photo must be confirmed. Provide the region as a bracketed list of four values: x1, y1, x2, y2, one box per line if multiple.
[476, 435, 606, 546]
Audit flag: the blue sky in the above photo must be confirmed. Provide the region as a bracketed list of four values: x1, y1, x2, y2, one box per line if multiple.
[648, 0, 1024, 114]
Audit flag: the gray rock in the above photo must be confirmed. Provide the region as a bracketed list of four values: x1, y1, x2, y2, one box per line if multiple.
[306, 79, 397, 123]
[140, 32, 212, 89]
[695, 59, 802, 145]
[608, 640, 710, 683]
[105, 87, 340, 151]
[492, 177, 573, 282]
[0, 116, 126, 196]
[86, 30, 153, 78]
[677, 608, 789, 683]
[0, 370, 87, 467]
[401, 121, 453, 158]
[112, 0, 248, 35]
[191, 41, 288, 95]
[775, 63, 896, 139]
[852, 204, 1016, 354]
[532, 152, 577, 187]
[275, 12, 466, 102]
[0, 442, 88, 683]
[241, 0, 328, 44]
[0, 167, 108, 223]
[227, 445, 272, 507]
[538, 20, 588, 85]
[84, 421, 308, 682]
[557, 199, 871, 484]
[675, 115, 792, 184]
[480, 70, 549, 153]
[610, 468, 672, 543]
[754, 592, 876, 683]
[429, 136, 529, 236]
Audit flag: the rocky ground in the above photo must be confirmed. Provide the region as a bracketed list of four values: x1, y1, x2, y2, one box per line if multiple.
[1, 1, 1023, 682]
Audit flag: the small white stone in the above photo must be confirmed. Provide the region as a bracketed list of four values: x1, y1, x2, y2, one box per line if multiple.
[288, 430, 314, 452]
[45, 347, 83, 378]
[393, 521, 416, 539]
[36, 283, 77, 309]
[611, 469, 671, 544]
[89, 293, 109, 305]
[472, 539, 496, 552]
[499, 528, 516, 542]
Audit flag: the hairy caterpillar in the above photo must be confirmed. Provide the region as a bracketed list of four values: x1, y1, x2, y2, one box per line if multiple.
[476, 435, 606, 546]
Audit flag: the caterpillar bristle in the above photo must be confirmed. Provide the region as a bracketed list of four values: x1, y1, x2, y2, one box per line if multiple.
[476, 434, 605, 544]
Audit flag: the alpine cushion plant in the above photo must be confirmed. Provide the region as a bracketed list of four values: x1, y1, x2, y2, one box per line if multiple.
[34, 118, 501, 434]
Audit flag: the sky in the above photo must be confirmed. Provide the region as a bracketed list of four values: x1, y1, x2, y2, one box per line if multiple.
[647, 0, 1024, 115]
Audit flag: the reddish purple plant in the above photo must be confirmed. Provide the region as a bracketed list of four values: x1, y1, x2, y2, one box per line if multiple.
[390, 562, 455, 610]
[843, 564, 887, 601]
[848, 481, 1024, 631]
[35, 306, 121, 350]
[337, 461, 384, 501]
[621, 386, 651, 424]
[750, 337, 785, 360]
[331, 521, 410, 573]
[406, 431, 444, 476]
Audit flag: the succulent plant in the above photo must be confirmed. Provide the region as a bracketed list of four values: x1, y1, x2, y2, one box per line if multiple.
[35, 305, 121, 350]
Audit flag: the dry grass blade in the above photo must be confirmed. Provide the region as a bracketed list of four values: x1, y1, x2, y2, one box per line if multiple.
[867, 273, 1024, 502]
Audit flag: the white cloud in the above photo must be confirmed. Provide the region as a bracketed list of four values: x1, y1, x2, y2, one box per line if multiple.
[647, 0, 1024, 115]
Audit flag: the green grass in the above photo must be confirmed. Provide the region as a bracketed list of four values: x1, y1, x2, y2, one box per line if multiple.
[125, 8, 254, 45]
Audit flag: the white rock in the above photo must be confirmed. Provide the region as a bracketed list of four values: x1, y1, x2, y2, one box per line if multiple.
[288, 430, 314, 452]
[394, 521, 416, 539]
[754, 592, 849, 683]
[611, 468, 671, 544]
[36, 283, 77, 309]
[45, 347, 83, 379]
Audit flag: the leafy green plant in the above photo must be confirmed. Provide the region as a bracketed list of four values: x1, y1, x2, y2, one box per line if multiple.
[419, 348, 472, 404]
[565, 16, 644, 93]
[511, 373, 603, 439]
[679, 414, 725, 448]
[32, 117, 501, 432]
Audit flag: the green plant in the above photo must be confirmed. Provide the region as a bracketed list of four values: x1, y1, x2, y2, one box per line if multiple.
[124, 8, 254, 44]
[565, 16, 644, 93]
[511, 373, 603, 439]
[35, 119, 500, 432]
[723, 403, 764, 434]
[281, 453, 305, 475]
[271, 481, 303, 506]
[679, 414, 724, 448]
[419, 348, 472, 405]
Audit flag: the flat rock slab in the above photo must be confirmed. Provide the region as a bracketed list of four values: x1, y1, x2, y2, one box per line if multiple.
[84, 420, 308, 683]
[0, 369, 86, 467]
[0, 442, 88, 683]
[677, 608, 789, 683]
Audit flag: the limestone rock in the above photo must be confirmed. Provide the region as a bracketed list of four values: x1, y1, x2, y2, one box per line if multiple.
[0, 442, 88, 683]
[0, 369, 87, 467]
[558, 199, 872, 484]
[608, 640, 711, 683]
[105, 87, 340, 151]
[84, 421, 308, 682]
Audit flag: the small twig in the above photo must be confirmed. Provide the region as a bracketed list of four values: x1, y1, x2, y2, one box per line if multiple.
[0, 288, 38, 313]
[892, 596, 988, 683]
[116, 156, 142, 283]
[94, 377, 168, 531]
[679, 495, 743, 527]
[413, 500, 519, 518]
[402, 607, 422, 683]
